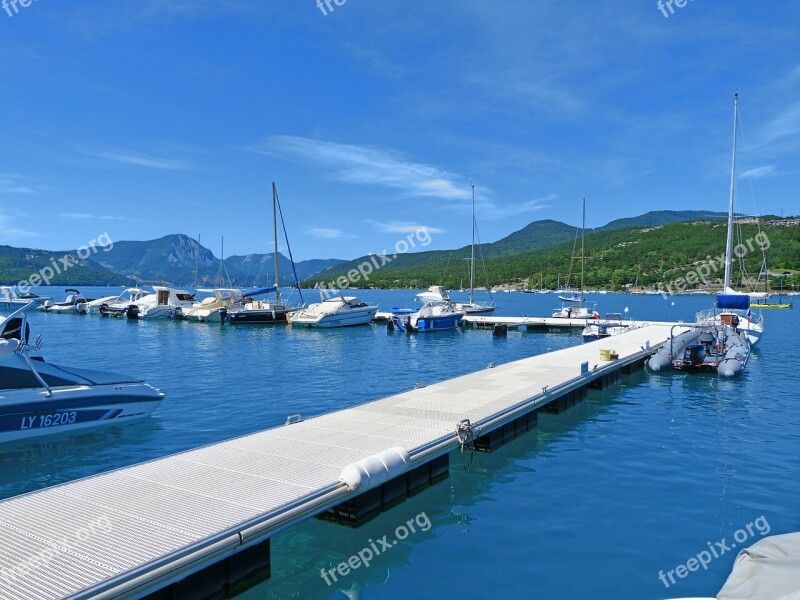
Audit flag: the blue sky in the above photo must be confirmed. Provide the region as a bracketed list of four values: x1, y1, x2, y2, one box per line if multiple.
[0, 1, 798, 260]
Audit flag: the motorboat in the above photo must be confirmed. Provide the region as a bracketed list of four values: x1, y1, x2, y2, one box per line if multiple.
[553, 304, 600, 320]
[416, 286, 450, 303]
[388, 301, 464, 333]
[582, 313, 637, 341]
[85, 288, 151, 315]
[126, 287, 195, 320]
[558, 292, 583, 303]
[180, 288, 243, 323]
[37, 289, 90, 314]
[0, 303, 163, 443]
[226, 183, 305, 324]
[676, 326, 749, 376]
[0, 287, 52, 307]
[288, 295, 378, 328]
[648, 323, 750, 378]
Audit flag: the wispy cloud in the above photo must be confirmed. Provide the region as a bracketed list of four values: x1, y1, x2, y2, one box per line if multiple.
[253, 136, 470, 201]
[368, 220, 446, 234]
[758, 101, 800, 147]
[0, 213, 38, 239]
[306, 227, 357, 239]
[739, 165, 780, 179]
[612, 169, 656, 187]
[470, 194, 556, 219]
[0, 174, 49, 195]
[78, 147, 189, 171]
[59, 213, 127, 221]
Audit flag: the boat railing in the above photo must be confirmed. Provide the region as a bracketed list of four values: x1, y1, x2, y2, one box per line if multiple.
[9, 304, 53, 397]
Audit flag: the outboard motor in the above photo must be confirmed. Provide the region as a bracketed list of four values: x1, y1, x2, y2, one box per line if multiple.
[683, 343, 706, 366]
[698, 331, 715, 354]
[126, 304, 140, 320]
[0, 317, 30, 344]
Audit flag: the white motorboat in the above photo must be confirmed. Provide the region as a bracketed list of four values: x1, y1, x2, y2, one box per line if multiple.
[416, 285, 450, 303]
[288, 295, 378, 328]
[557, 292, 583, 303]
[181, 288, 243, 323]
[552, 304, 599, 319]
[85, 288, 151, 315]
[0, 303, 163, 443]
[582, 313, 637, 341]
[37, 289, 90, 314]
[126, 287, 195, 320]
[0, 287, 52, 307]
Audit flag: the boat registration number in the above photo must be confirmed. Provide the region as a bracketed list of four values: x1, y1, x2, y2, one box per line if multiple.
[20, 412, 78, 430]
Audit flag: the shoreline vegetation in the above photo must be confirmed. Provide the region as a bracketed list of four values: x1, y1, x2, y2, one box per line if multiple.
[2, 215, 798, 292]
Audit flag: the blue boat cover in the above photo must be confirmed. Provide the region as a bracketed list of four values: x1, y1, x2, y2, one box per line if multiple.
[717, 294, 750, 309]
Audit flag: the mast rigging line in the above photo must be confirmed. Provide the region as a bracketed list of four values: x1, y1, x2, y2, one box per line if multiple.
[274, 184, 304, 304]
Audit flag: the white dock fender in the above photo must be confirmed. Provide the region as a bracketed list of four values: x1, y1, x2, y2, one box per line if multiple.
[339, 446, 411, 492]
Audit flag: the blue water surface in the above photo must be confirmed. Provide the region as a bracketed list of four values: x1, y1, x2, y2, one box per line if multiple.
[0, 288, 797, 599]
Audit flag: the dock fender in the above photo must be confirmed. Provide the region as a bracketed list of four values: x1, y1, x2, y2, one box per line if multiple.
[339, 446, 411, 492]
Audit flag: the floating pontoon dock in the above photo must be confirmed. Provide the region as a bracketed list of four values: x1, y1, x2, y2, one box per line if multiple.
[374, 311, 674, 330]
[0, 325, 685, 600]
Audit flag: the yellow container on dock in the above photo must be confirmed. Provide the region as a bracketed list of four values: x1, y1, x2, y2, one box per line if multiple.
[599, 349, 612, 361]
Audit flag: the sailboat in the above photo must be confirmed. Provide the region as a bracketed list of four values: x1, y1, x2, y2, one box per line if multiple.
[650, 94, 753, 377]
[453, 184, 495, 315]
[552, 199, 599, 319]
[226, 182, 303, 324]
[749, 252, 793, 309]
[695, 92, 764, 347]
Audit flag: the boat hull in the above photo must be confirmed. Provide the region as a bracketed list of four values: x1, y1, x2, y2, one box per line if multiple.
[127, 305, 178, 320]
[391, 314, 463, 332]
[0, 383, 163, 444]
[227, 309, 289, 324]
[290, 308, 377, 328]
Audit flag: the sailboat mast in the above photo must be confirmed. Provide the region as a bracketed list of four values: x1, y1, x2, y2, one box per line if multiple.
[724, 92, 738, 290]
[580, 197, 586, 300]
[273, 182, 281, 303]
[470, 184, 476, 304]
[193, 233, 200, 287]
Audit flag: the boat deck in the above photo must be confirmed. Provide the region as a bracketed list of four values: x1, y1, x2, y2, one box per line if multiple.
[0, 324, 683, 599]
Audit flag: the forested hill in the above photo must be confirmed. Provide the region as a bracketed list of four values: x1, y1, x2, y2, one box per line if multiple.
[308, 218, 800, 291]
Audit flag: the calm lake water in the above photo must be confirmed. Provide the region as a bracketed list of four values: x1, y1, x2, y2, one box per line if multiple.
[1, 288, 798, 599]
